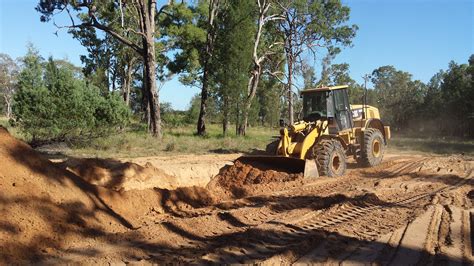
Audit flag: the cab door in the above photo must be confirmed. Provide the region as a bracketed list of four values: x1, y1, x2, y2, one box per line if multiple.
[332, 89, 353, 131]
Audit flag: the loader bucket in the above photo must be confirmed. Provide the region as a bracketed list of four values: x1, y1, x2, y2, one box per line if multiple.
[235, 156, 319, 178]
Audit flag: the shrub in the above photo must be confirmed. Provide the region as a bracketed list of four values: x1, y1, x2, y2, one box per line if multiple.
[12, 51, 130, 144]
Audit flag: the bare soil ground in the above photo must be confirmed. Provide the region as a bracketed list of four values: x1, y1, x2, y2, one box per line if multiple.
[0, 126, 473, 264]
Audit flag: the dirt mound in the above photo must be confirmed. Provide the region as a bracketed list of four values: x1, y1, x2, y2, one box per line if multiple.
[0, 127, 217, 263]
[218, 160, 302, 186]
[60, 157, 176, 191]
[207, 160, 303, 198]
[0, 126, 113, 262]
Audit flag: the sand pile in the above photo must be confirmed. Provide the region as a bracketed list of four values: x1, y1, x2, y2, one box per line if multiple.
[0, 127, 214, 263]
[59, 157, 176, 191]
[0, 127, 116, 262]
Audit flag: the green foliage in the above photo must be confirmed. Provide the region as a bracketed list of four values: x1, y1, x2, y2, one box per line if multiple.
[213, 0, 256, 131]
[186, 95, 201, 124]
[12, 48, 130, 143]
[371, 66, 427, 130]
[257, 76, 283, 127]
[370, 55, 474, 137]
[417, 57, 474, 136]
[160, 102, 188, 129]
[186, 94, 220, 124]
[162, 2, 207, 86]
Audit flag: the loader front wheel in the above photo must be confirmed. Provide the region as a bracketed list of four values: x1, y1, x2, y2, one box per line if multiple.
[265, 140, 280, 155]
[313, 139, 347, 177]
[358, 128, 385, 167]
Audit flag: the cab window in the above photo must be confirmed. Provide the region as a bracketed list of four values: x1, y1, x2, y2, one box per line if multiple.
[303, 92, 327, 118]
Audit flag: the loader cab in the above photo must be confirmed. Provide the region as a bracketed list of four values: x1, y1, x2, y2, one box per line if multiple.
[301, 85, 353, 132]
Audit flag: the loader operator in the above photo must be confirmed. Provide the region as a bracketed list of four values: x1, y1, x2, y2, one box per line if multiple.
[303, 92, 327, 122]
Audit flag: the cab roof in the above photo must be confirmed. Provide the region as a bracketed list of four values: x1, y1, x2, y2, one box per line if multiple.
[300, 85, 348, 94]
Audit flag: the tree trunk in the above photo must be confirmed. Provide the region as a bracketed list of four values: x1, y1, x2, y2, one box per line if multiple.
[238, 2, 269, 136]
[123, 73, 131, 106]
[197, 70, 209, 135]
[222, 116, 228, 136]
[112, 68, 117, 92]
[143, 41, 161, 137]
[197, 0, 219, 136]
[239, 71, 260, 136]
[123, 57, 136, 106]
[146, 100, 151, 132]
[140, 0, 161, 138]
[222, 96, 229, 136]
[287, 57, 294, 125]
[235, 102, 240, 135]
[141, 64, 150, 130]
[239, 113, 249, 136]
[4, 95, 11, 119]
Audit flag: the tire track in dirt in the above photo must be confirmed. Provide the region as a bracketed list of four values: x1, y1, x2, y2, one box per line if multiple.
[202, 159, 472, 263]
[129, 158, 473, 264]
[339, 205, 474, 265]
[294, 162, 474, 265]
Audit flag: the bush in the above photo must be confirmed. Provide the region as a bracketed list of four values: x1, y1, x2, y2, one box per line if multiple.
[12, 52, 130, 144]
[161, 102, 190, 128]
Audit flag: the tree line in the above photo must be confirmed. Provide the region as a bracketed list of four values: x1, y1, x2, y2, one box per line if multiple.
[2, 47, 472, 139]
[0, 0, 472, 140]
[32, 0, 357, 137]
[183, 54, 474, 138]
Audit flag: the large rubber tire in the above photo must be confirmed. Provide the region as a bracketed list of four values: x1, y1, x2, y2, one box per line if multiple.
[357, 128, 385, 167]
[310, 139, 347, 177]
[265, 140, 279, 155]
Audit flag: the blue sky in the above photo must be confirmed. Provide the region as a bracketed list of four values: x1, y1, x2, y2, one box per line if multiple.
[1, 0, 473, 110]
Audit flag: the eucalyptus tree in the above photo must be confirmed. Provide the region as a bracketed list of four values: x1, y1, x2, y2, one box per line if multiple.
[237, 0, 284, 136]
[276, 0, 357, 124]
[196, 0, 220, 136]
[371, 66, 426, 130]
[0, 53, 19, 119]
[160, 0, 219, 136]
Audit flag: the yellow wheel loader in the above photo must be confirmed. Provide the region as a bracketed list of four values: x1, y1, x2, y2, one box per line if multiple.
[239, 85, 391, 177]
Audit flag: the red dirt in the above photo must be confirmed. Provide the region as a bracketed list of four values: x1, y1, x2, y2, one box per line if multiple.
[207, 160, 303, 199]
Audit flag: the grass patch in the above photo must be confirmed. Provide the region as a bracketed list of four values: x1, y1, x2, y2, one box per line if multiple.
[0, 116, 24, 140]
[3, 116, 472, 158]
[62, 124, 278, 158]
[60, 129, 474, 158]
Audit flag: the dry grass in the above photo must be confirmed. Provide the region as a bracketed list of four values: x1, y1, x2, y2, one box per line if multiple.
[2, 116, 472, 159]
[388, 134, 474, 156]
[47, 124, 278, 158]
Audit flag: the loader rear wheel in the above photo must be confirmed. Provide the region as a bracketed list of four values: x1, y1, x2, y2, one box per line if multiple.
[311, 139, 347, 177]
[358, 128, 385, 167]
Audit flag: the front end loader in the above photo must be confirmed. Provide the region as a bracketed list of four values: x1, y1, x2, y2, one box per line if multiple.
[237, 85, 391, 177]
